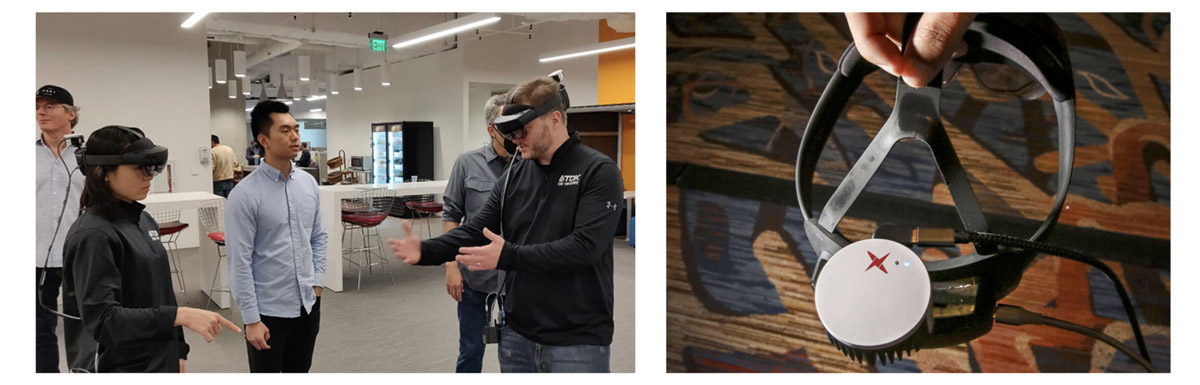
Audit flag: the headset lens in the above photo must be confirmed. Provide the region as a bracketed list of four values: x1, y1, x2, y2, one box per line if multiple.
[501, 127, 527, 141]
[968, 62, 1046, 100]
[141, 163, 166, 178]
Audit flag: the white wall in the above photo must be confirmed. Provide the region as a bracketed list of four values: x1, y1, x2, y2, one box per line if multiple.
[326, 19, 601, 181]
[37, 13, 211, 194]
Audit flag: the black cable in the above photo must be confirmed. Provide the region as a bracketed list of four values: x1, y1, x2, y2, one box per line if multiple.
[996, 304, 1156, 372]
[956, 230, 1150, 364]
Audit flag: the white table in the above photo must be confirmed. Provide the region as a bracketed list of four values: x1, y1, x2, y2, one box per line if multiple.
[141, 192, 230, 308]
[319, 181, 448, 292]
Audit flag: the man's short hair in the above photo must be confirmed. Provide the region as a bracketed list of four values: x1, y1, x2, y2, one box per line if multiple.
[507, 76, 567, 126]
[250, 100, 291, 138]
[484, 94, 506, 126]
[211, 134, 220, 144]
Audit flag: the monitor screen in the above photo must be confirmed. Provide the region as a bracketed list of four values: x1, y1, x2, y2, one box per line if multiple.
[351, 156, 364, 170]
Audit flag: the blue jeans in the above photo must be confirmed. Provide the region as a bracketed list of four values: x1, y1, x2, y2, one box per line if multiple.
[455, 287, 489, 372]
[213, 179, 233, 198]
[498, 327, 610, 373]
[36, 268, 62, 372]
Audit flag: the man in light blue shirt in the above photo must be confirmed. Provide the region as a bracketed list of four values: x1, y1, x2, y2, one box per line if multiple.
[227, 100, 327, 373]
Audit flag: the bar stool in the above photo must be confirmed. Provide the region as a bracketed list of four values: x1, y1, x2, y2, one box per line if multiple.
[341, 188, 397, 291]
[197, 199, 230, 309]
[405, 179, 443, 239]
[149, 210, 190, 304]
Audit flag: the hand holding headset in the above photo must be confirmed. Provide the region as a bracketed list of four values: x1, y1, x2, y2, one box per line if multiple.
[797, 14, 1151, 370]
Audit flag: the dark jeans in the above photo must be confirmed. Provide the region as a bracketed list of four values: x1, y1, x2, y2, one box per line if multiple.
[213, 179, 234, 198]
[36, 267, 62, 373]
[498, 327, 610, 373]
[245, 297, 321, 373]
[455, 286, 489, 372]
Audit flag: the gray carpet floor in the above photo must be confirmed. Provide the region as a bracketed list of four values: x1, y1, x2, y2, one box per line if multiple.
[55, 216, 636, 373]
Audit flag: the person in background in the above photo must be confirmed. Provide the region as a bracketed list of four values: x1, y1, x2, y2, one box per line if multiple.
[296, 142, 313, 168]
[439, 94, 512, 372]
[63, 125, 240, 372]
[35, 84, 85, 372]
[211, 135, 237, 198]
[246, 140, 264, 166]
[227, 100, 327, 372]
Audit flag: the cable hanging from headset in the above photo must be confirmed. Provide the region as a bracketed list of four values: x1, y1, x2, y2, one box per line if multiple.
[995, 304, 1157, 372]
[951, 230, 1151, 365]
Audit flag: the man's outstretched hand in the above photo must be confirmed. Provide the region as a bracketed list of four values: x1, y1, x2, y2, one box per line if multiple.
[389, 220, 422, 264]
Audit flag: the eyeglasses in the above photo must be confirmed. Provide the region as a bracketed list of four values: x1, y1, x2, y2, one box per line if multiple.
[36, 104, 63, 112]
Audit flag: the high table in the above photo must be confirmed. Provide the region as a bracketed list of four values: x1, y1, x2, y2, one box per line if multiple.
[319, 181, 448, 292]
[141, 191, 230, 308]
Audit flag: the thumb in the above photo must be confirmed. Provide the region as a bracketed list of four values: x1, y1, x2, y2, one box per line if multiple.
[403, 220, 415, 239]
[483, 227, 501, 242]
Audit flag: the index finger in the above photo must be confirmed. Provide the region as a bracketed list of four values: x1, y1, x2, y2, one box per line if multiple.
[218, 315, 242, 333]
[845, 13, 906, 75]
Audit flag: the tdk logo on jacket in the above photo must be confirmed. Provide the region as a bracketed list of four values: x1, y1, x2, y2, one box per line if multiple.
[558, 174, 581, 186]
[148, 230, 160, 242]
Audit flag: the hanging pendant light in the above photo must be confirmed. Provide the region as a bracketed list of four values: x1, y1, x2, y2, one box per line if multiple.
[354, 68, 363, 91]
[233, 50, 246, 78]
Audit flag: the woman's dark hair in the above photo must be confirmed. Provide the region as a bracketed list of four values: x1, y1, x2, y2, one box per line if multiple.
[79, 126, 144, 221]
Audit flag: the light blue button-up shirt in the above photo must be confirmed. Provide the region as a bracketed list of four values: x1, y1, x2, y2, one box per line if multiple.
[226, 160, 327, 324]
[36, 135, 84, 268]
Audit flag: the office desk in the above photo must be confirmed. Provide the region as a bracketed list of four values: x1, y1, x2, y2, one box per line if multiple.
[319, 181, 448, 292]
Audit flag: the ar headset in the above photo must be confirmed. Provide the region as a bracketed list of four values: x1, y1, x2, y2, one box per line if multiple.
[796, 14, 1154, 371]
[491, 70, 570, 142]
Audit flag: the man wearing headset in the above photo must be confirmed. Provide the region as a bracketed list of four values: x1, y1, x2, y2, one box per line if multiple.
[392, 74, 625, 372]
[440, 94, 512, 372]
[35, 84, 85, 372]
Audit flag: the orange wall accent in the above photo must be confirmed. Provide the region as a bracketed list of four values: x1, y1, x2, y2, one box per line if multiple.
[620, 114, 635, 191]
[598, 19, 635, 191]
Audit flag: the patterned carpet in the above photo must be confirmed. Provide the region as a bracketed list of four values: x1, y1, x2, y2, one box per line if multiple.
[666, 13, 1170, 373]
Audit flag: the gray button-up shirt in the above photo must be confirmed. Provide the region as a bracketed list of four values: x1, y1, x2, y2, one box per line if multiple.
[36, 135, 84, 268]
[226, 161, 327, 324]
[442, 144, 508, 292]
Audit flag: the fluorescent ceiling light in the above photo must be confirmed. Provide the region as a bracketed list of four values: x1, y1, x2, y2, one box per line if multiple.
[283, 101, 293, 105]
[306, 95, 327, 102]
[245, 108, 253, 112]
[391, 13, 500, 49]
[539, 37, 635, 63]
[181, 12, 208, 29]
[310, 108, 323, 112]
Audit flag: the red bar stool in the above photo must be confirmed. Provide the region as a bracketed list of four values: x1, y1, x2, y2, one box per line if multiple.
[149, 210, 190, 304]
[197, 199, 230, 310]
[404, 179, 443, 239]
[341, 188, 397, 291]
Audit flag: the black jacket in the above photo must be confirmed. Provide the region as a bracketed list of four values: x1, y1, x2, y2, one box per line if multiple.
[62, 201, 189, 373]
[420, 132, 624, 346]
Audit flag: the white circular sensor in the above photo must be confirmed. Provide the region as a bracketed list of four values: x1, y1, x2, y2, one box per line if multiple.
[814, 238, 931, 349]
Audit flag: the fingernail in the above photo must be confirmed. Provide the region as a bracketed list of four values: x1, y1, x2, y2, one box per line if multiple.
[879, 64, 898, 77]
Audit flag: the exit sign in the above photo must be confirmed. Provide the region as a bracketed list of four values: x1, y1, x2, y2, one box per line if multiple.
[369, 31, 389, 52]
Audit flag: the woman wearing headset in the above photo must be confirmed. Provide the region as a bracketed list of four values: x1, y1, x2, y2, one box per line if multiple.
[62, 126, 241, 372]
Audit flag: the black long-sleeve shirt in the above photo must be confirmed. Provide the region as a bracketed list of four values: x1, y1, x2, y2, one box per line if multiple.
[419, 132, 625, 346]
[62, 201, 189, 373]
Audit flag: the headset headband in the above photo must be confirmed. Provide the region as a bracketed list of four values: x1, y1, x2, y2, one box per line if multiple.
[74, 125, 169, 172]
[492, 71, 571, 135]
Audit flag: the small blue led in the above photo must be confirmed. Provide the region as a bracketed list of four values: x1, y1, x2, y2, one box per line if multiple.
[904, 260, 911, 267]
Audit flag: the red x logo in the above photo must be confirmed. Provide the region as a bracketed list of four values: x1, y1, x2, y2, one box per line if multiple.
[866, 251, 889, 274]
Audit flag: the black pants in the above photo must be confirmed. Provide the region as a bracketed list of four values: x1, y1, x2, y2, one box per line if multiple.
[246, 297, 321, 373]
[36, 267, 62, 373]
